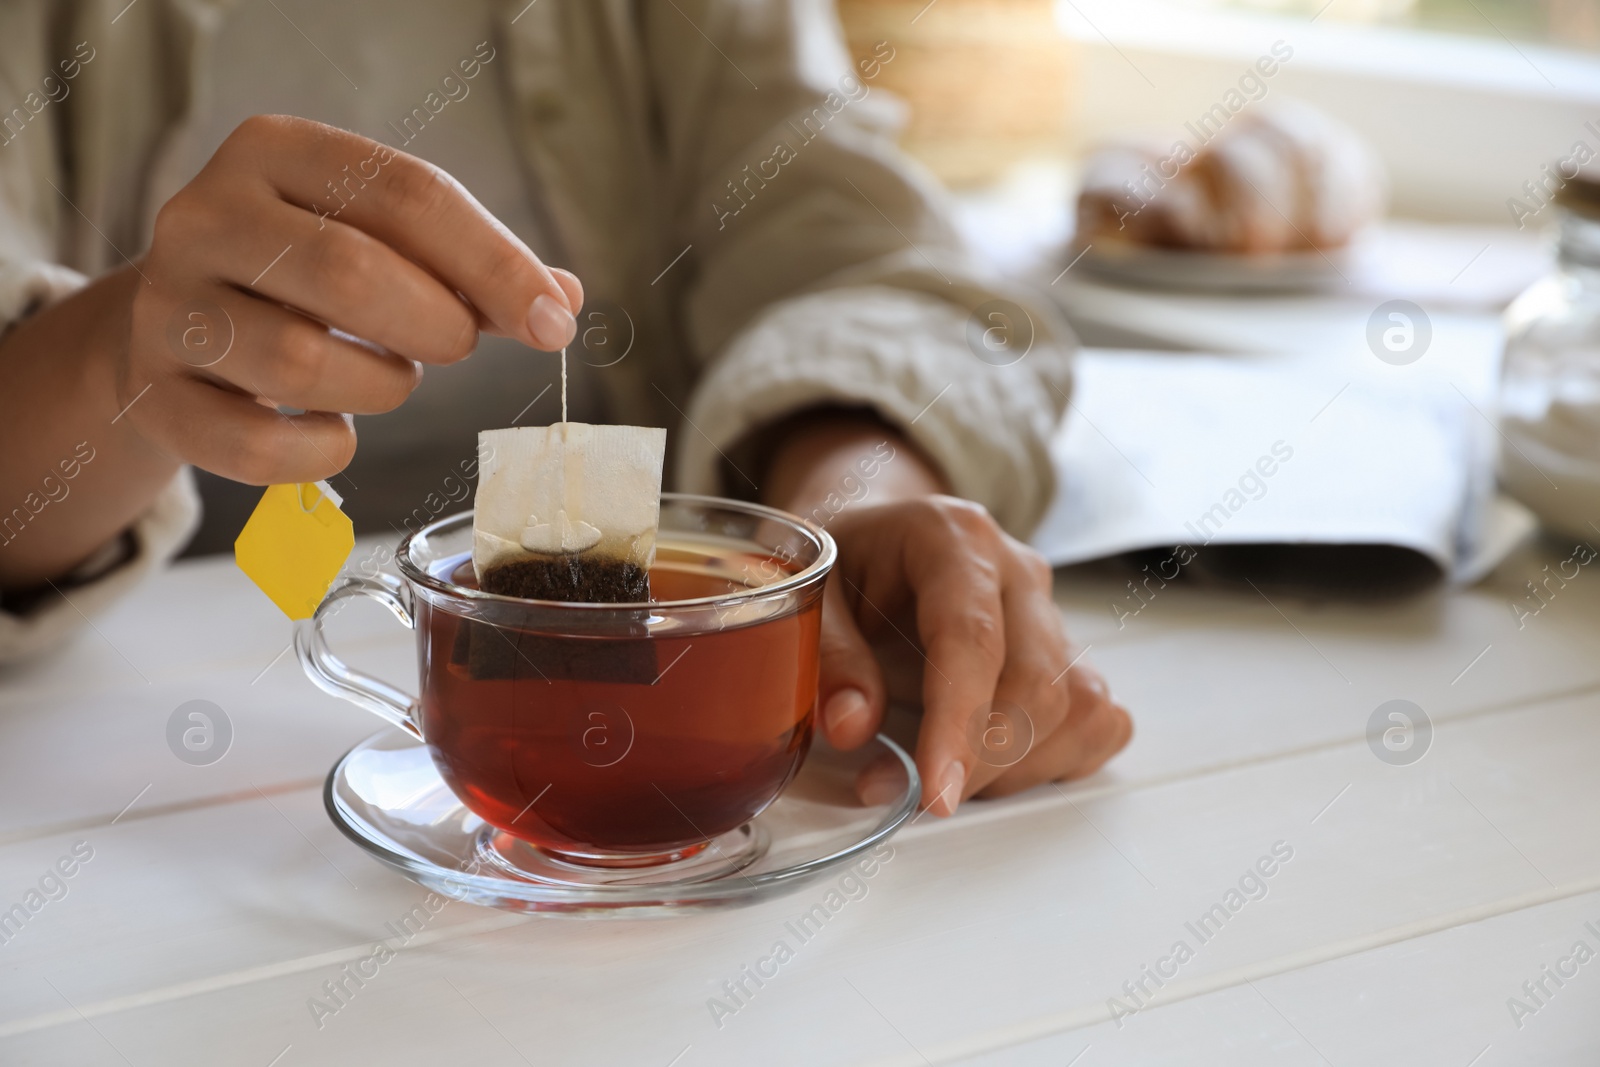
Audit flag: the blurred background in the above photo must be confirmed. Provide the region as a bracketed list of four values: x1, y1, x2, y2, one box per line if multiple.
[835, 0, 1596, 211]
[181, 0, 1600, 586]
[817, 0, 1600, 593]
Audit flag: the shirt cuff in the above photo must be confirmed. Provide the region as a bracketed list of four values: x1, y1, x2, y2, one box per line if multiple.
[0, 259, 90, 335]
[674, 285, 1071, 536]
[0, 467, 202, 665]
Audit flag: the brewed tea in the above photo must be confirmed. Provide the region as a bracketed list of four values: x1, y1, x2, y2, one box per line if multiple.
[417, 540, 821, 862]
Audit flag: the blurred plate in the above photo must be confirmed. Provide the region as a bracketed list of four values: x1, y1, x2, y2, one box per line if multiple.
[1071, 237, 1361, 294]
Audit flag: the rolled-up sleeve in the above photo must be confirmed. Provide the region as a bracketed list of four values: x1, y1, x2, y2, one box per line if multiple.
[0, 2, 200, 663]
[644, 0, 1073, 536]
[0, 469, 200, 666]
[678, 282, 1067, 535]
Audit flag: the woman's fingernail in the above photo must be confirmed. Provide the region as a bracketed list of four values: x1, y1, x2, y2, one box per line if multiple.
[824, 688, 868, 737]
[936, 761, 967, 816]
[527, 293, 576, 350]
[858, 766, 902, 807]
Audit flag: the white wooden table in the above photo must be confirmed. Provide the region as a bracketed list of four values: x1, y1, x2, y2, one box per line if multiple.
[2, 516, 1598, 1065]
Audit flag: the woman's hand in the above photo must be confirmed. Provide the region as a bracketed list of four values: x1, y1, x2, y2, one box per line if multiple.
[0, 113, 583, 587]
[123, 114, 582, 485]
[764, 415, 1132, 816]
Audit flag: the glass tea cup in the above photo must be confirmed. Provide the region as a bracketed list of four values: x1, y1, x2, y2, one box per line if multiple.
[297, 495, 835, 869]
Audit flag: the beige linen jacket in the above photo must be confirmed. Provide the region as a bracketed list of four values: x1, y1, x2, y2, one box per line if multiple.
[0, 0, 1072, 662]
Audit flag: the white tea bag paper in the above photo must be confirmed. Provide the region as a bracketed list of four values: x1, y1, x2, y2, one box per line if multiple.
[473, 423, 667, 602]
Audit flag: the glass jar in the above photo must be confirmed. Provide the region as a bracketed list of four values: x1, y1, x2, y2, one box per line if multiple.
[1500, 176, 1600, 539]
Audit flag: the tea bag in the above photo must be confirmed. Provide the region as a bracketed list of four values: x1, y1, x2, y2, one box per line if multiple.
[473, 422, 667, 602]
[457, 421, 666, 684]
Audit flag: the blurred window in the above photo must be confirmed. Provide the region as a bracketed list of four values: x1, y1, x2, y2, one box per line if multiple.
[1171, 0, 1600, 51]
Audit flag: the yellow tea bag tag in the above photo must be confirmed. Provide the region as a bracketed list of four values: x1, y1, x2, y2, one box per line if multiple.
[235, 481, 355, 620]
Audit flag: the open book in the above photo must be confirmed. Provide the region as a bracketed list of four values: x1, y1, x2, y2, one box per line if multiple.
[1028, 349, 1535, 589]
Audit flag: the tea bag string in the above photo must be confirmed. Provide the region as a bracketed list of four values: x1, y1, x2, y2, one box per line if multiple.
[560, 346, 568, 428]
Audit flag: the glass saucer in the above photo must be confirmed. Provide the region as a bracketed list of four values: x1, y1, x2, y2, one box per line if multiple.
[323, 730, 920, 916]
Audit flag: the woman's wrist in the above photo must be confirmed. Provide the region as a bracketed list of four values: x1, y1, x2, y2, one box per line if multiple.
[0, 266, 179, 589]
[761, 409, 946, 517]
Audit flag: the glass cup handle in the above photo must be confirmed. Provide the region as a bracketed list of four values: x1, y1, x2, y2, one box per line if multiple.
[294, 574, 423, 740]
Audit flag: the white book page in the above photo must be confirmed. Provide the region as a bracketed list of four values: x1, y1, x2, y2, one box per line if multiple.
[1030, 349, 1533, 583]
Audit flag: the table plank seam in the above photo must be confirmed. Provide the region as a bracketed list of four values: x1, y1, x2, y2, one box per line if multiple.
[847, 877, 1600, 1067]
[0, 776, 327, 849]
[5, 860, 1598, 1050]
[7, 674, 1596, 850]
[895, 674, 1600, 842]
[0, 912, 529, 1041]
[0, 631, 404, 712]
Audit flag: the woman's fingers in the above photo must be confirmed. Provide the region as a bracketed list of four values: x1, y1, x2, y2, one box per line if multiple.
[125, 113, 593, 483]
[960, 544, 1074, 798]
[183, 288, 422, 415]
[171, 196, 478, 367]
[903, 500, 1009, 816]
[817, 578, 887, 751]
[979, 661, 1132, 798]
[805, 498, 1131, 817]
[550, 268, 585, 319]
[854, 749, 913, 808]
[132, 372, 357, 484]
[228, 115, 577, 350]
